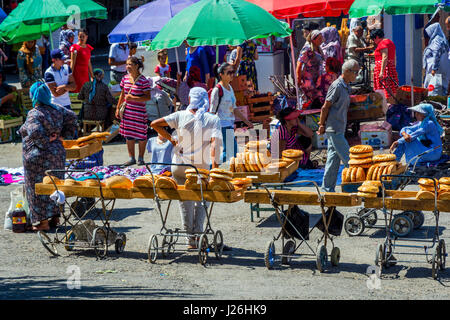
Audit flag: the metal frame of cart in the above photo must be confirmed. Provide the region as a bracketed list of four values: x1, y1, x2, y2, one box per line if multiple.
[36, 169, 126, 259]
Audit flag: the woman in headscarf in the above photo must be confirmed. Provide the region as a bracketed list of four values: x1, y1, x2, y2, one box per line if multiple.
[422, 22, 450, 96]
[78, 68, 114, 128]
[390, 103, 443, 164]
[17, 40, 43, 89]
[296, 30, 325, 108]
[151, 87, 222, 249]
[19, 81, 77, 231]
[320, 27, 343, 64]
[59, 29, 75, 61]
[176, 65, 208, 110]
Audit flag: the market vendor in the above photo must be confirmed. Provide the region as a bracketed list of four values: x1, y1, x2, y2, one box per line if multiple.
[150, 87, 222, 249]
[0, 72, 19, 117]
[390, 103, 443, 164]
[271, 107, 314, 168]
[19, 81, 77, 231]
[318, 59, 359, 192]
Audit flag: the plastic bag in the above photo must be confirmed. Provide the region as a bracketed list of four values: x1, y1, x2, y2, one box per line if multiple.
[424, 73, 444, 96]
[4, 187, 29, 230]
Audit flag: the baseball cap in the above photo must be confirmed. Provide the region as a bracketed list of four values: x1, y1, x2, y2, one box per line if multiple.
[50, 49, 64, 60]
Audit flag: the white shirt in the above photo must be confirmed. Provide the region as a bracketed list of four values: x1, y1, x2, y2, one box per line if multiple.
[164, 110, 222, 166]
[210, 84, 237, 128]
[44, 64, 72, 107]
[109, 43, 129, 73]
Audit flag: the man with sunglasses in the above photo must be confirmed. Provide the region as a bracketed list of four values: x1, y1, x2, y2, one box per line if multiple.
[317, 59, 359, 192]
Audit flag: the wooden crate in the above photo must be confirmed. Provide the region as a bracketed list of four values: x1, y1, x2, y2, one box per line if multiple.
[65, 140, 103, 159]
[70, 94, 83, 115]
[232, 160, 299, 183]
[244, 189, 361, 207]
[0, 117, 23, 129]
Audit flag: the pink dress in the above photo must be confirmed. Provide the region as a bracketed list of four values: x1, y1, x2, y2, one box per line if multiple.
[70, 43, 93, 93]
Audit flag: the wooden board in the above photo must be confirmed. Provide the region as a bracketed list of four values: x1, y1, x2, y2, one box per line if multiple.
[65, 140, 103, 159]
[0, 117, 23, 129]
[232, 160, 299, 183]
[244, 189, 361, 207]
[35, 183, 133, 199]
[362, 190, 450, 212]
[36, 183, 244, 203]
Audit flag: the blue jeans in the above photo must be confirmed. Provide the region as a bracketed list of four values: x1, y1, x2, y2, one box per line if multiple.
[221, 126, 237, 164]
[322, 132, 350, 193]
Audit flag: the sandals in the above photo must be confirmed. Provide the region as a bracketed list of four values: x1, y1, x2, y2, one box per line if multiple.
[32, 220, 50, 232]
[49, 216, 60, 229]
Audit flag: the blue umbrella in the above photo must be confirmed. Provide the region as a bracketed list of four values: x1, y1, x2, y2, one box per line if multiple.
[0, 8, 6, 24]
[107, 0, 199, 44]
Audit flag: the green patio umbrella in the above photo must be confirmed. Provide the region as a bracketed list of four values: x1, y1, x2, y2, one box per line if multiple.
[349, 0, 449, 18]
[150, 0, 292, 51]
[0, 0, 107, 45]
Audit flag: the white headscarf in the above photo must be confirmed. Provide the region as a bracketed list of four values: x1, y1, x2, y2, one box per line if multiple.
[187, 86, 209, 120]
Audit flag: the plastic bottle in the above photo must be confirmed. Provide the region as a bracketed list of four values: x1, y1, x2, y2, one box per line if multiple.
[12, 201, 27, 233]
[4, 210, 12, 230]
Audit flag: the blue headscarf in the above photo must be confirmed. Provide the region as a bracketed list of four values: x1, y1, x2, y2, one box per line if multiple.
[29, 81, 60, 110]
[424, 23, 449, 54]
[89, 68, 104, 103]
[415, 103, 444, 136]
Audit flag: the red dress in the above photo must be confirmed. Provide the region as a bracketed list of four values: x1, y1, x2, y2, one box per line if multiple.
[373, 39, 398, 99]
[70, 43, 93, 93]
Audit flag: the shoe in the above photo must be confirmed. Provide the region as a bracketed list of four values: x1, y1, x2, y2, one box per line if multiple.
[137, 159, 145, 166]
[123, 159, 136, 166]
[49, 216, 60, 229]
[32, 220, 50, 232]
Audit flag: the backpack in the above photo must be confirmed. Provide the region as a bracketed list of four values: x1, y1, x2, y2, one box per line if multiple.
[207, 83, 224, 114]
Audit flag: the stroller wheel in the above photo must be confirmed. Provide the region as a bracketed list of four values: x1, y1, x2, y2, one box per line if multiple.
[330, 247, 340, 267]
[390, 214, 413, 237]
[344, 215, 365, 237]
[115, 232, 126, 254]
[316, 245, 328, 273]
[264, 240, 275, 270]
[148, 234, 158, 264]
[358, 208, 378, 227]
[402, 211, 424, 230]
[281, 240, 295, 265]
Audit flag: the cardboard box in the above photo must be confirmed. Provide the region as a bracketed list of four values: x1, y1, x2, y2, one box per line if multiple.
[359, 121, 392, 148]
[235, 105, 249, 122]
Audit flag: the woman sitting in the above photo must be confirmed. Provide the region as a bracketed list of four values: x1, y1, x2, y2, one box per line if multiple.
[390, 103, 443, 164]
[78, 68, 114, 129]
[0, 72, 19, 117]
[271, 107, 314, 168]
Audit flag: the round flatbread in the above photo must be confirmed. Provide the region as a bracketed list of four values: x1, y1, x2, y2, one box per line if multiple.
[349, 163, 372, 169]
[84, 179, 102, 187]
[356, 167, 366, 182]
[185, 168, 210, 175]
[255, 153, 264, 171]
[362, 180, 382, 188]
[420, 185, 437, 192]
[43, 176, 62, 185]
[438, 192, 450, 200]
[438, 177, 450, 185]
[439, 184, 450, 192]
[345, 167, 353, 183]
[133, 175, 157, 188]
[210, 172, 233, 181]
[375, 166, 386, 181]
[210, 168, 233, 177]
[349, 158, 373, 166]
[185, 178, 208, 191]
[229, 157, 236, 173]
[265, 161, 288, 171]
[358, 185, 379, 194]
[64, 179, 83, 186]
[243, 152, 253, 172]
[372, 154, 397, 163]
[357, 192, 378, 198]
[282, 149, 304, 159]
[231, 178, 253, 186]
[186, 173, 209, 180]
[366, 165, 378, 181]
[236, 153, 246, 172]
[416, 190, 435, 200]
[371, 167, 381, 182]
[282, 157, 295, 164]
[258, 151, 272, 167]
[342, 168, 349, 183]
[418, 178, 437, 187]
[104, 176, 133, 189]
[350, 152, 373, 159]
[209, 179, 234, 191]
[248, 152, 260, 172]
[375, 161, 397, 168]
[155, 177, 178, 189]
[349, 145, 373, 154]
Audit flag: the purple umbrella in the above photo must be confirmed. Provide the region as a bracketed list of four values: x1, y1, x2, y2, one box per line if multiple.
[108, 0, 199, 44]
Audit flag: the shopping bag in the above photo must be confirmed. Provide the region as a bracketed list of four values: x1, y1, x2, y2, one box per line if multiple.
[316, 207, 344, 236]
[424, 73, 444, 96]
[281, 205, 309, 240]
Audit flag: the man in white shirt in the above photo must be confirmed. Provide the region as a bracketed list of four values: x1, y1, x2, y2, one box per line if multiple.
[44, 49, 77, 110]
[109, 43, 129, 84]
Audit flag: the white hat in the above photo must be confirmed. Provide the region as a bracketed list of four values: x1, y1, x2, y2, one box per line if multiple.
[408, 104, 427, 114]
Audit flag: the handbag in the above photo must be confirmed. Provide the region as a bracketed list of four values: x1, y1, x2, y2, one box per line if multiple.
[119, 75, 142, 120]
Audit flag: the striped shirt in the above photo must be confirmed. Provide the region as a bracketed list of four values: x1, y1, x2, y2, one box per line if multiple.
[119, 74, 151, 140]
[273, 124, 308, 165]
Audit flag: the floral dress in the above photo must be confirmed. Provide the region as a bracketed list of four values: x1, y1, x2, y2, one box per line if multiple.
[19, 104, 77, 224]
[238, 41, 258, 91]
[317, 72, 339, 104]
[17, 46, 42, 89]
[298, 43, 324, 106]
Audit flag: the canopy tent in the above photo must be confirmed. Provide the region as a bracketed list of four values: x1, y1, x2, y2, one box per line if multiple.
[0, 0, 107, 46]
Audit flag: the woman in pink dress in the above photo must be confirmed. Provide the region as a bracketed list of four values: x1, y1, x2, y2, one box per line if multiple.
[70, 29, 94, 93]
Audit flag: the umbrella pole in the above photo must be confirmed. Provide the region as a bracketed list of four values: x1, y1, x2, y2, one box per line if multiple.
[175, 47, 180, 74]
[49, 24, 54, 51]
[288, 18, 300, 108]
[410, 15, 414, 107]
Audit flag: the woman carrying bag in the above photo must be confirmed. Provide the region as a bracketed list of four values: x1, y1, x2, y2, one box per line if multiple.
[115, 57, 151, 166]
[210, 62, 253, 163]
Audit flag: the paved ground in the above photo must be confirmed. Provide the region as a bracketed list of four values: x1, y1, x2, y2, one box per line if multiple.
[0, 142, 449, 301]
